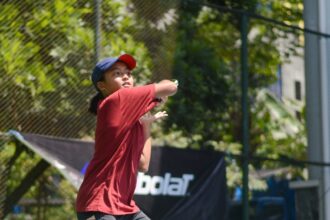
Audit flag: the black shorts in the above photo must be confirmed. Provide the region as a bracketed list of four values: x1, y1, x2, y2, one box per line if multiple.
[77, 211, 151, 220]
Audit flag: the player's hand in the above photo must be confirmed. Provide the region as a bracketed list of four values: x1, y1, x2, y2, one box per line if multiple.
[156, 96, 168, 107]
[140, 111, 168, 125]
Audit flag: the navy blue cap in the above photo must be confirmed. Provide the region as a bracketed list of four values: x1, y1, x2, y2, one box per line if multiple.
[91, 54, 136, 89]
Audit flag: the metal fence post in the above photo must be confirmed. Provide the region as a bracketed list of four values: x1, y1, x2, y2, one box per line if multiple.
[94, 0, 102, 63]
[241, 12, 250, 220]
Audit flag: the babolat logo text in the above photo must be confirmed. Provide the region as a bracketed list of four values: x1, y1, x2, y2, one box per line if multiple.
[135, 173, 194, 196]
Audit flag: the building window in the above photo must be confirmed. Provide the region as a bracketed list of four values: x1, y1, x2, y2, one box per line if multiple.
[295, 111, 302, 121]
[295, 80, 302, 101]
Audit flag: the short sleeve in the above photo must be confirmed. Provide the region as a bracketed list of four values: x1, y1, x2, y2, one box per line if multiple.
[100, 84, 157, 127]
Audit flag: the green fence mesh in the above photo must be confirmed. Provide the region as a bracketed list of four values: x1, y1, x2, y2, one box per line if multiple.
[0, 0, 307, 219]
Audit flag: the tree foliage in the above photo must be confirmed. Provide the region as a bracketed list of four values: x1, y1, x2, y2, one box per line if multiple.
[131, 0, 303, 149]
[0, 0, 307, 217]
[131, 0, 306, 189]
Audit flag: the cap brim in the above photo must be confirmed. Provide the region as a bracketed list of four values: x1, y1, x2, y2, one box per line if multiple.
[118, 54, 136, 70]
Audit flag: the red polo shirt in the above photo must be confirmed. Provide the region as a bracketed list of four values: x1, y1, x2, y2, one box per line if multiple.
[76, 84, 157, 215]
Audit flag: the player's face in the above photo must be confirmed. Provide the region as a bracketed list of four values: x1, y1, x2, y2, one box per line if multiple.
[98, 62, 134, 96]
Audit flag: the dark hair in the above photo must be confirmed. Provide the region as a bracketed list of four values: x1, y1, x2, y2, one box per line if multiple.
[89, 74, 106, 115]
[88, 92, 104, 115]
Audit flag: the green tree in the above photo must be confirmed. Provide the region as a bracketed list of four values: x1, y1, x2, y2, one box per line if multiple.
[0, 0, 154, 138]
[130, 0, 304, 149]
[0, 1, 307, 216]
[130, 0, 306, 190]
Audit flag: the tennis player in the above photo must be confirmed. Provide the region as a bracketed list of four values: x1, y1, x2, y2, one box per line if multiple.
[76, 54, 178, 220]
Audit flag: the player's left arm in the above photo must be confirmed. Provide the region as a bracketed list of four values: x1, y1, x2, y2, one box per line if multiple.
[139, 111, 168, 172]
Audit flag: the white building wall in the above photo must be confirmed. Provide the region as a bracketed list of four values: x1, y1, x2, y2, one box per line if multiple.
[281, 49, 305, 117]
[281, 53, 305, 100]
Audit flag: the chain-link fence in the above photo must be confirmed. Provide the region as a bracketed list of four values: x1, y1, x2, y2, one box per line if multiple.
[1, 0, 304, 139]
[0, 0, 302, 140]
[0, 0, 198, 139]
[1, 0, 97, 138]
[1, 0, 313, 219]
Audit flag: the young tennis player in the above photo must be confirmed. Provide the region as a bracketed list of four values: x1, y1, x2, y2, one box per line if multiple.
[76, 54, 178, 220]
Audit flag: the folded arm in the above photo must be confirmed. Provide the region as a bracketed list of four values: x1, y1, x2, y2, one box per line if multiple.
[138, 111, 168, 172]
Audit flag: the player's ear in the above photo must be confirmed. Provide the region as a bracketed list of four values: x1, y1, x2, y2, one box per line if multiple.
[96, 81, 106, 91]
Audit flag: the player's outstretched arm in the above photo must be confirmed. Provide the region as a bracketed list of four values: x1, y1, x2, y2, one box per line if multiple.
[154, 80, 178, 98]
